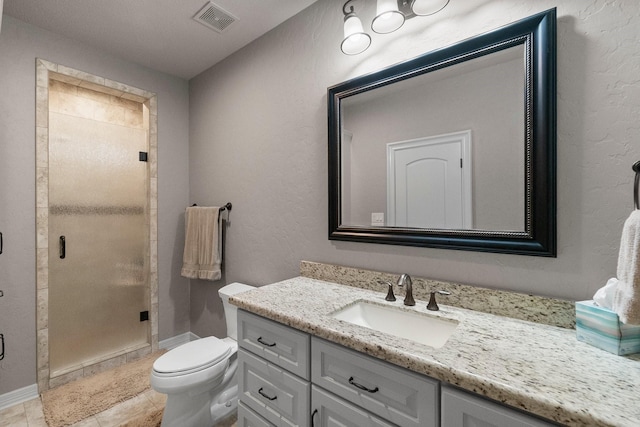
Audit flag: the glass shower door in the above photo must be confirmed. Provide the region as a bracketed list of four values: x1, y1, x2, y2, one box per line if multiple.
[48, 111, 149, 376]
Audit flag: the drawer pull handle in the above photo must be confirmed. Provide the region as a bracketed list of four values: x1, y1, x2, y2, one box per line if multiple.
[311, 409, 318, 427]
[258, 387, 277, 401]
[348, 376, 379, 393]
[257, 336, 276, 347]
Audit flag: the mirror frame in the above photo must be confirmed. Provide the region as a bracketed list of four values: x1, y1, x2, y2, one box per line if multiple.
[328, 9, 556, 257]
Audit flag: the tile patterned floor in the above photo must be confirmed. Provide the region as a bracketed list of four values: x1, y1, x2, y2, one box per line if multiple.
[0, 390, 237, 426]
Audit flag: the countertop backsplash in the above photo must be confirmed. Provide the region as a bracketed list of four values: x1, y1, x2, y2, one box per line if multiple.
[300, 260, 576, 329]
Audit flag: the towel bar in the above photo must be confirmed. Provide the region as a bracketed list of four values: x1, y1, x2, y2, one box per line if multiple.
[190, 202, 232, 212]
[634, 161, 640, 210]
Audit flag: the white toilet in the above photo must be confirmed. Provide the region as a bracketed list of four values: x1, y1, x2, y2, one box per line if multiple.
[151, 282, 254, 427]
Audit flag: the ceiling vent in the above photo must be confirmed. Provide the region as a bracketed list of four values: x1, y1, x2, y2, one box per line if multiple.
[193, 2, 238, 33]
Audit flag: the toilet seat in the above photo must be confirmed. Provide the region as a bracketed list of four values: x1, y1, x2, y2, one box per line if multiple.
[153, 337, 233, 377]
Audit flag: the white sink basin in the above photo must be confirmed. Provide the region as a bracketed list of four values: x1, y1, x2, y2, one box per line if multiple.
[331, 300, 458, 348]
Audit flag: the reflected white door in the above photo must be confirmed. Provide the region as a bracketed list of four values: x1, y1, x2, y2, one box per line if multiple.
[387, 131, 472, 228]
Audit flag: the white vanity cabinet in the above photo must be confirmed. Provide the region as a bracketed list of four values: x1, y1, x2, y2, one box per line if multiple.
[237, 310, 311, 426]
[236, 309, 557, 427]
[311, 337, 439, 427]
[441, 386, 557, 427]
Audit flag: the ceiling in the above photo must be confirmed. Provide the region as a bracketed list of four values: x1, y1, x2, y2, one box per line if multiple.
[3, 0, 317, 79]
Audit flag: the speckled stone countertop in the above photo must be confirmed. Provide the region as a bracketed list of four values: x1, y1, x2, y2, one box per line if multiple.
[230, 277, 640, 427]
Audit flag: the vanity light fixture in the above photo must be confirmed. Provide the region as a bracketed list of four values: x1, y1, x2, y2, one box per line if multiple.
[371, 0, 405, 34]
[341, 0, 450, 54]
[341, 1, 372, 55]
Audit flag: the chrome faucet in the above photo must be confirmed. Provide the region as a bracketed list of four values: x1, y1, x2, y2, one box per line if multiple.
[397, 274, 415, 306]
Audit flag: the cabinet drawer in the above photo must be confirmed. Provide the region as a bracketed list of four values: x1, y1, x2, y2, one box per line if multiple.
[441, 386, 556, 427]
[312, 385, 394, 427]
[238, 310, 310, 379]
[311, 337, 439, 427]
[238, 401, 274, 427]
[238, 348, 310, 427]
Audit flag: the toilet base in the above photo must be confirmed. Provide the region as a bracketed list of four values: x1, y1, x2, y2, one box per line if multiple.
[159, 357, 238, 427]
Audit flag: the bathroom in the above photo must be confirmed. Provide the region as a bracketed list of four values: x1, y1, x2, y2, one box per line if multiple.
[1, 0, 639, 425]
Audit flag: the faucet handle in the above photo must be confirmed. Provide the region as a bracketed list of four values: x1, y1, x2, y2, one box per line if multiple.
[384, 281, 396, 301]
[427, 290, 450, 311]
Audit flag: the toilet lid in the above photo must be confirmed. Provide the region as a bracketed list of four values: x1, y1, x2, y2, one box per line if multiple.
[153, 337, 233, 374]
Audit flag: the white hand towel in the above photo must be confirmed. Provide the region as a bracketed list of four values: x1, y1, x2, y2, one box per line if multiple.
[612, 210, 640, 324]
[181, 207, 222, 281]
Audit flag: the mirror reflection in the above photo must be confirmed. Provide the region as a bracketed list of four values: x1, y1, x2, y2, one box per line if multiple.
[341, 45, 525, 231]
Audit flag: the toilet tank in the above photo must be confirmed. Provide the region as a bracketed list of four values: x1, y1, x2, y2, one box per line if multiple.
[219, 282, 255, 340]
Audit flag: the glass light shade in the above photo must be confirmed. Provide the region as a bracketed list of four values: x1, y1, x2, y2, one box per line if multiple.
[411, 0, 449, 16]
[372, 0, 405, 34]
[341, 14, 371, 55]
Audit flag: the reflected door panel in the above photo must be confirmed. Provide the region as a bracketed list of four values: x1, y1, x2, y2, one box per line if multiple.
[388, 132, 471, 228]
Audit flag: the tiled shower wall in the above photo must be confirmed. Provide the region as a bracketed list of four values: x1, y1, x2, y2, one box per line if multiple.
[35, 59, 158, 392]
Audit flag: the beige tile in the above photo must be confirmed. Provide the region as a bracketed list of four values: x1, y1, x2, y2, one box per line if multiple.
[35, 86, 48, 128]
[36, 127, 48, 168]
[77, 86, 111, 104]
[36, 62, 49, 88]
[125, 346, 151, 363]
[94, 394, 155, 427]
[37, 58, 58, 72]
[110, 95, 142, 112]
[37, 368, 50, 393]
[93, 102, 125, 125]
[0, 407, 30, 426]
[57, 65, 104, 86]
[50, 79, 78, 95]
[23, 398, 47, 427]
[36, 288, 48, 330]
[37, 329, 48, 371]
[35, 208, 48, 249]
[35, 168, 48, 209]
[49, 368, 84, 388]
[49, 71, 82, 86]
[36, 248, 49, 290]
[124, 109, 144, 128]
[141, 389, 167, 410]
[83, 354, 126, 377]
[69, 416, 101, 427]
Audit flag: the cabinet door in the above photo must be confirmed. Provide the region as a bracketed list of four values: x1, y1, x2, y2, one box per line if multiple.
[441, 386, 556, 427]
[238, 401, 275, 427]
[312, 337, 439, 427]
[238, 309, 310, 379]
[311, 385, 394, 427]
[238, 348, 310, 427]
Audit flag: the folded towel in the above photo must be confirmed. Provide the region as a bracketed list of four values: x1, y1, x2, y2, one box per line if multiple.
[612, 210, 640, 324]
[181, 207, 222, 281]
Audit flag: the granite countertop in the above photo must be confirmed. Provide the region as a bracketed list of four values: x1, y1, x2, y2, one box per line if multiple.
[230, 277, 640, 427]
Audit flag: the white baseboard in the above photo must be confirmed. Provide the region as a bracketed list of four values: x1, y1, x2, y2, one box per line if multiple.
[159, 332, 200, 350]
[0, 383, 39, 411]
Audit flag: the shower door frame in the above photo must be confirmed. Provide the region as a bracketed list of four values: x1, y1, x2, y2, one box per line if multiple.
[35, 59, 159, 392]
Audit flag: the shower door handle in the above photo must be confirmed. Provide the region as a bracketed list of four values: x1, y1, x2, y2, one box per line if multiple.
[59, 236, 66, 259]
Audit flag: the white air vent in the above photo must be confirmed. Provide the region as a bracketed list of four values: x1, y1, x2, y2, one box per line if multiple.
[193, 2, 238, 33]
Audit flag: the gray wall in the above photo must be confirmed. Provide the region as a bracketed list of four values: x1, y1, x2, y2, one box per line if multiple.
[189, 0, 640, 335]
[0, 15, 190, 394]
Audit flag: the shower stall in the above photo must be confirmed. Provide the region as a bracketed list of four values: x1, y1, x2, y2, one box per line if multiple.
[35, 60, 158, 389]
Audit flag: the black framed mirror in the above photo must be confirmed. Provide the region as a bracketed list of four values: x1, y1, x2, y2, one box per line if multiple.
[328, 9, 556, 256]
